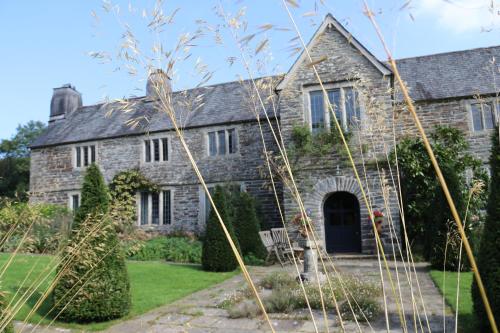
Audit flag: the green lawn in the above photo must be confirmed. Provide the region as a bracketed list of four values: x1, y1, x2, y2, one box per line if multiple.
[0, 253, 237, 331]
[429, 270, 477, 333]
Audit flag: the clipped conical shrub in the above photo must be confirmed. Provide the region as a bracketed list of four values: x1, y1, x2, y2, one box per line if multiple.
[202, 185, 240, 272]
[472, 127, 500, 332]
[53, 164, 131, 323]
[73, 164, 109, 228]
[232, 191, 267, 260]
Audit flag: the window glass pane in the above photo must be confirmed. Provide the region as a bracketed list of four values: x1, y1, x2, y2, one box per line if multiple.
[83, 146, 89, 166]
[345, 87, 360, 126]
[145, 140, 151, 162]
[228, 129, 237, 154]
[208, 132, 217, 156]
[163, 190, 171, 225]
[218, 130, 226, 155]
[153, 139, 160, 161]
[310, 91, 325, 134]
[152, 193, 159, 225]
[140, 192, 148, 225]
[471, 104, 483, 131]
[76, 147, 81, 167]
[483, 103, 494, 129]
[90, 145, 96, 164]
[162, 138, 168, 161]
[327, 89, 341, 128]
[72, 194, 79, 212]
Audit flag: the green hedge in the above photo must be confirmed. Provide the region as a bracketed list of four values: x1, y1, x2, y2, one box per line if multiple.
[129, 236, 202, 264]
[472, 127, 500, 332]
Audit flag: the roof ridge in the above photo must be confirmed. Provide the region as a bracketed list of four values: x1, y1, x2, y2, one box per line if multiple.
[77, 74, 280, 110]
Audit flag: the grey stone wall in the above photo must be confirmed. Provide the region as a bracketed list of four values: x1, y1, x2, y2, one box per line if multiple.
[30, 120, 282, 233]
[394, 98, 495, 164]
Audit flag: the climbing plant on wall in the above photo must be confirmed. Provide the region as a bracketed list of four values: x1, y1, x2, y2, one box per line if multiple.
[109, 169, 159, 235]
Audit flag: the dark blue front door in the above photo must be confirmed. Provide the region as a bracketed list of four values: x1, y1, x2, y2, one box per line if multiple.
[324, 192, 361, 253]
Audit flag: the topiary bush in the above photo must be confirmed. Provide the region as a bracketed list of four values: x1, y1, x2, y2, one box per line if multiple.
[472, 126, 500, 332]
[231, 191, 267, 260]
[202, 185, 240, 272]
[53, 164, 131, 323]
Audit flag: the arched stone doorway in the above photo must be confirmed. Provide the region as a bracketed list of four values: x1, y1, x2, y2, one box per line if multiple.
[323, 191, 361, 253]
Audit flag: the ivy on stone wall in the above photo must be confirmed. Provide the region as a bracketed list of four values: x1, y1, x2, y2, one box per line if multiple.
[288, 123, 351, 167]
[109, 169, 159, 235]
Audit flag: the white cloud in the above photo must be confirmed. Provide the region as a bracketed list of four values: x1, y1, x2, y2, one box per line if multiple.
[415, 0, 500, 33]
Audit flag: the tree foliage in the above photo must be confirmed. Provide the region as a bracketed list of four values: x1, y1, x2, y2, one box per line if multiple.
[472, 127, 500, 332]
[394, 126, 488, 270]
[53, 165, 131, 323]
[0, 121, 46, 200]
[201, 185, 240, 272]
[231, 191, 267, 260]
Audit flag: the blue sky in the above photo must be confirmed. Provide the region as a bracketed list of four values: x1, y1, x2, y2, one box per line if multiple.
[0, 0, 499, 138]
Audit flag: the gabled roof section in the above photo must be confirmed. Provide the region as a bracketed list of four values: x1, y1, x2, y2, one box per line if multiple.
[276, 13, 391, 91]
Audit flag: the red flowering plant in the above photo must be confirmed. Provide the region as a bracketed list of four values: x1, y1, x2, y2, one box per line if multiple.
[369, 210, 384, 234]
[290, 209, 313, 238]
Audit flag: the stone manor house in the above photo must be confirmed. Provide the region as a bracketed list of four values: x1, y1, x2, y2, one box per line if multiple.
[30, 15, 499, 254]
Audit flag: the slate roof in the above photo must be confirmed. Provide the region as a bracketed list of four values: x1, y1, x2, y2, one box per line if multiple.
[395, 46, 500, 101]
[31, 77, 279, 148]
[32, 46, 500, 149]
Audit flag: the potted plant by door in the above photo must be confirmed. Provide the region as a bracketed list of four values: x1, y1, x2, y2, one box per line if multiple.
[372, 210, 384, 235]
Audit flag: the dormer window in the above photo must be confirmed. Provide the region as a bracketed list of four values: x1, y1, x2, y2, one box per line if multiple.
[207, 128, 238, 156]
[309, 87, 361, 134]
[74, 145, 96, 168]
[144, 138, 168, 163]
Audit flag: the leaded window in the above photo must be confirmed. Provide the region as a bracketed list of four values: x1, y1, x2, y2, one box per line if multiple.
[144, 137, 169, 162]
[75, 145, 96, 168]
[207, 129, 238, 156]
[139, 190, 172, 226]
[309, 87, 361, 133]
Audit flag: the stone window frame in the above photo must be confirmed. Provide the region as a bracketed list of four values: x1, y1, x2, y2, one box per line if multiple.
[67, 191, 81, 212]
[72, 142, 98, 170]
[465, 97, 499, 134]
[141, 133, 171, 164]
[198, 182, 246, 225]
[203, 125, 240, 158]
[136, 187, 174, 227]
[302, 82, 364, 134]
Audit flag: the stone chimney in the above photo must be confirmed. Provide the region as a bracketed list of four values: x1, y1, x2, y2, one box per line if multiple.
[50, 84, 82, 122]
[146, 69, 171, 99]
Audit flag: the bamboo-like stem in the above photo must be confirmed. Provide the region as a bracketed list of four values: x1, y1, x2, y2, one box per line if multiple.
[363, 2, 499, 332]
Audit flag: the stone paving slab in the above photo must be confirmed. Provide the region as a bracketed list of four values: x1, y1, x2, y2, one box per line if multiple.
[14, 259, 454, 332]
